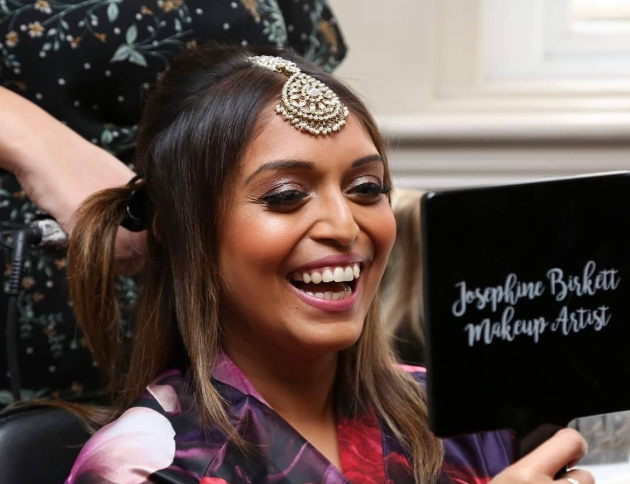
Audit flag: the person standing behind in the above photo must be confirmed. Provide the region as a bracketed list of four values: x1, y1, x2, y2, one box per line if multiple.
[0, 0, 346, 404]
[380, 188, 426, 366]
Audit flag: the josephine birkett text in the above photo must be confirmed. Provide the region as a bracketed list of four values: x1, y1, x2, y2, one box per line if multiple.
[452, 261, 620, 347]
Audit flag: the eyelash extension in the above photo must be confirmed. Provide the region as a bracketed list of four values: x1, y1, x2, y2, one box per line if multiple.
[380, 184, 393, 195]
[259, 189, 308, 206]
[351, 183, 392, 196]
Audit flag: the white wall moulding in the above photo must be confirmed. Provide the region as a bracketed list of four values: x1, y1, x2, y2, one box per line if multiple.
[334, 0, 630, 142]
[388, 145, 630, 189]
[483, 0, 630, 79]
[423, 0, 630, 143]
[378, 112, 630, 143]
[332, 0, 630, 190]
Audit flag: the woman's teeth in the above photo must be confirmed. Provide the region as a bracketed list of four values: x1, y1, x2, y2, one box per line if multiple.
[290, 263, 360, 301]
[305, 289, 351, 300]
[291, 263, 361, 284]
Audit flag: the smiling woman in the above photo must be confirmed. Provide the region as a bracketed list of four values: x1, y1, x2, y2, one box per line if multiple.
[60, 44, 590, 484]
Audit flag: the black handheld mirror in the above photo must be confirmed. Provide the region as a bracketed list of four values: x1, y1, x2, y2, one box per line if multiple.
[421, 171, 630, 460]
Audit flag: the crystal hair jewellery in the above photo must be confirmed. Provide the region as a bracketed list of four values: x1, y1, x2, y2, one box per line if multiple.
[249, 55, 350, 135]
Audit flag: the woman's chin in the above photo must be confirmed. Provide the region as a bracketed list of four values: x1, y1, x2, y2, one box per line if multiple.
[287, 322, 363, 356]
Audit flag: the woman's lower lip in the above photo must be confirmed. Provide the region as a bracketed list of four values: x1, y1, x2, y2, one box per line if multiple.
[289, 279, 361, 313]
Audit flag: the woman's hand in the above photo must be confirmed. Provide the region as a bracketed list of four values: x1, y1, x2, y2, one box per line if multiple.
[0, 87, 145, 274]
[490, 428, 593, 484]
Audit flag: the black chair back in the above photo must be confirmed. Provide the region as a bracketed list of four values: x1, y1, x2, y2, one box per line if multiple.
[0, 406, 90, 483]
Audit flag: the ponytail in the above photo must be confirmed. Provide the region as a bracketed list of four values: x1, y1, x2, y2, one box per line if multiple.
[67, 185, 135, 390]
[9, 185, 140, 431]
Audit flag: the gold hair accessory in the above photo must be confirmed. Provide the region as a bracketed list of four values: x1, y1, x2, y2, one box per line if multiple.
[249, 55, 349, 135]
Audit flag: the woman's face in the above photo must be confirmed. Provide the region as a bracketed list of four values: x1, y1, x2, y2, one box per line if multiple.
[219, 110, 396, 357]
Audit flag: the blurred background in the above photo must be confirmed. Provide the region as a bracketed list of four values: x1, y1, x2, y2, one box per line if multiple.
[332, 1, 630, 482]
[332, 0, 630, 189]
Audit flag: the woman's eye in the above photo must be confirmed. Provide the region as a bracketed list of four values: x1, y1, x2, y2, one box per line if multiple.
[349, 182, 391, 199]
[260, 189, 308, 210]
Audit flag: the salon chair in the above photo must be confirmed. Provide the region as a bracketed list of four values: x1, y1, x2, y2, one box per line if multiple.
[0, 404, 90, 483]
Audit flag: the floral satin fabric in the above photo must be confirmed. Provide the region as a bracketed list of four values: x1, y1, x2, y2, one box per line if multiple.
[66, 358, 513, 483]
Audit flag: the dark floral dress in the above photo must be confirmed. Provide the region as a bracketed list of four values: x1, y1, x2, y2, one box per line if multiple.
[0, 0, 346, 404]
[66, 358, 513, 483]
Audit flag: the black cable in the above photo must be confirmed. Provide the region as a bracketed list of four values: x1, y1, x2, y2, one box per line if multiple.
[6, 295, 21, 402]
[4, 227, 41, 403]
[1, 220, 65, 403]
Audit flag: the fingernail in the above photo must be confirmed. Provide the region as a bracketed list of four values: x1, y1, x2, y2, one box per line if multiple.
[559, 428, 589, 455]
[580, 436, 589, 456]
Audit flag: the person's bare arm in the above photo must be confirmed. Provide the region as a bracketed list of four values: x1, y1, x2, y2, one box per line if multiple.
[0, 86, 145, 274]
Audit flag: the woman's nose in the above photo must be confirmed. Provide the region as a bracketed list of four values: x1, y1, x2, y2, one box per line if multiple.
[310, 196, 360, 247]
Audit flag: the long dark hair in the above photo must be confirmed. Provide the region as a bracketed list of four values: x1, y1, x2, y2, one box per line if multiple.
[67, 44, 444, 482]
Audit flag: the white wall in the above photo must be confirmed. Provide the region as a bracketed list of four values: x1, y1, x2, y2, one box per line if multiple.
[332, 0, 436, 117]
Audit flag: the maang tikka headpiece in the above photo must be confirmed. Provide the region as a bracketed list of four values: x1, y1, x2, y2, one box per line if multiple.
[249, 55, 350, 135]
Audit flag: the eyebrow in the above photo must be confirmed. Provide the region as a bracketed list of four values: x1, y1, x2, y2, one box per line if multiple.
[243, 154, 384, 186]
[351, 154, 383, 168]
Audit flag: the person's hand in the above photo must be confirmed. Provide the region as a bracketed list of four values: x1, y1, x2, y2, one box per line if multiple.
[0, 87, 145, 274]
[490, 428, 593, 484]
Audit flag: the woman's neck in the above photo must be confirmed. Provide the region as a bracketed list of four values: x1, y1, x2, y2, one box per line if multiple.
[220, 332, 344, 469]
